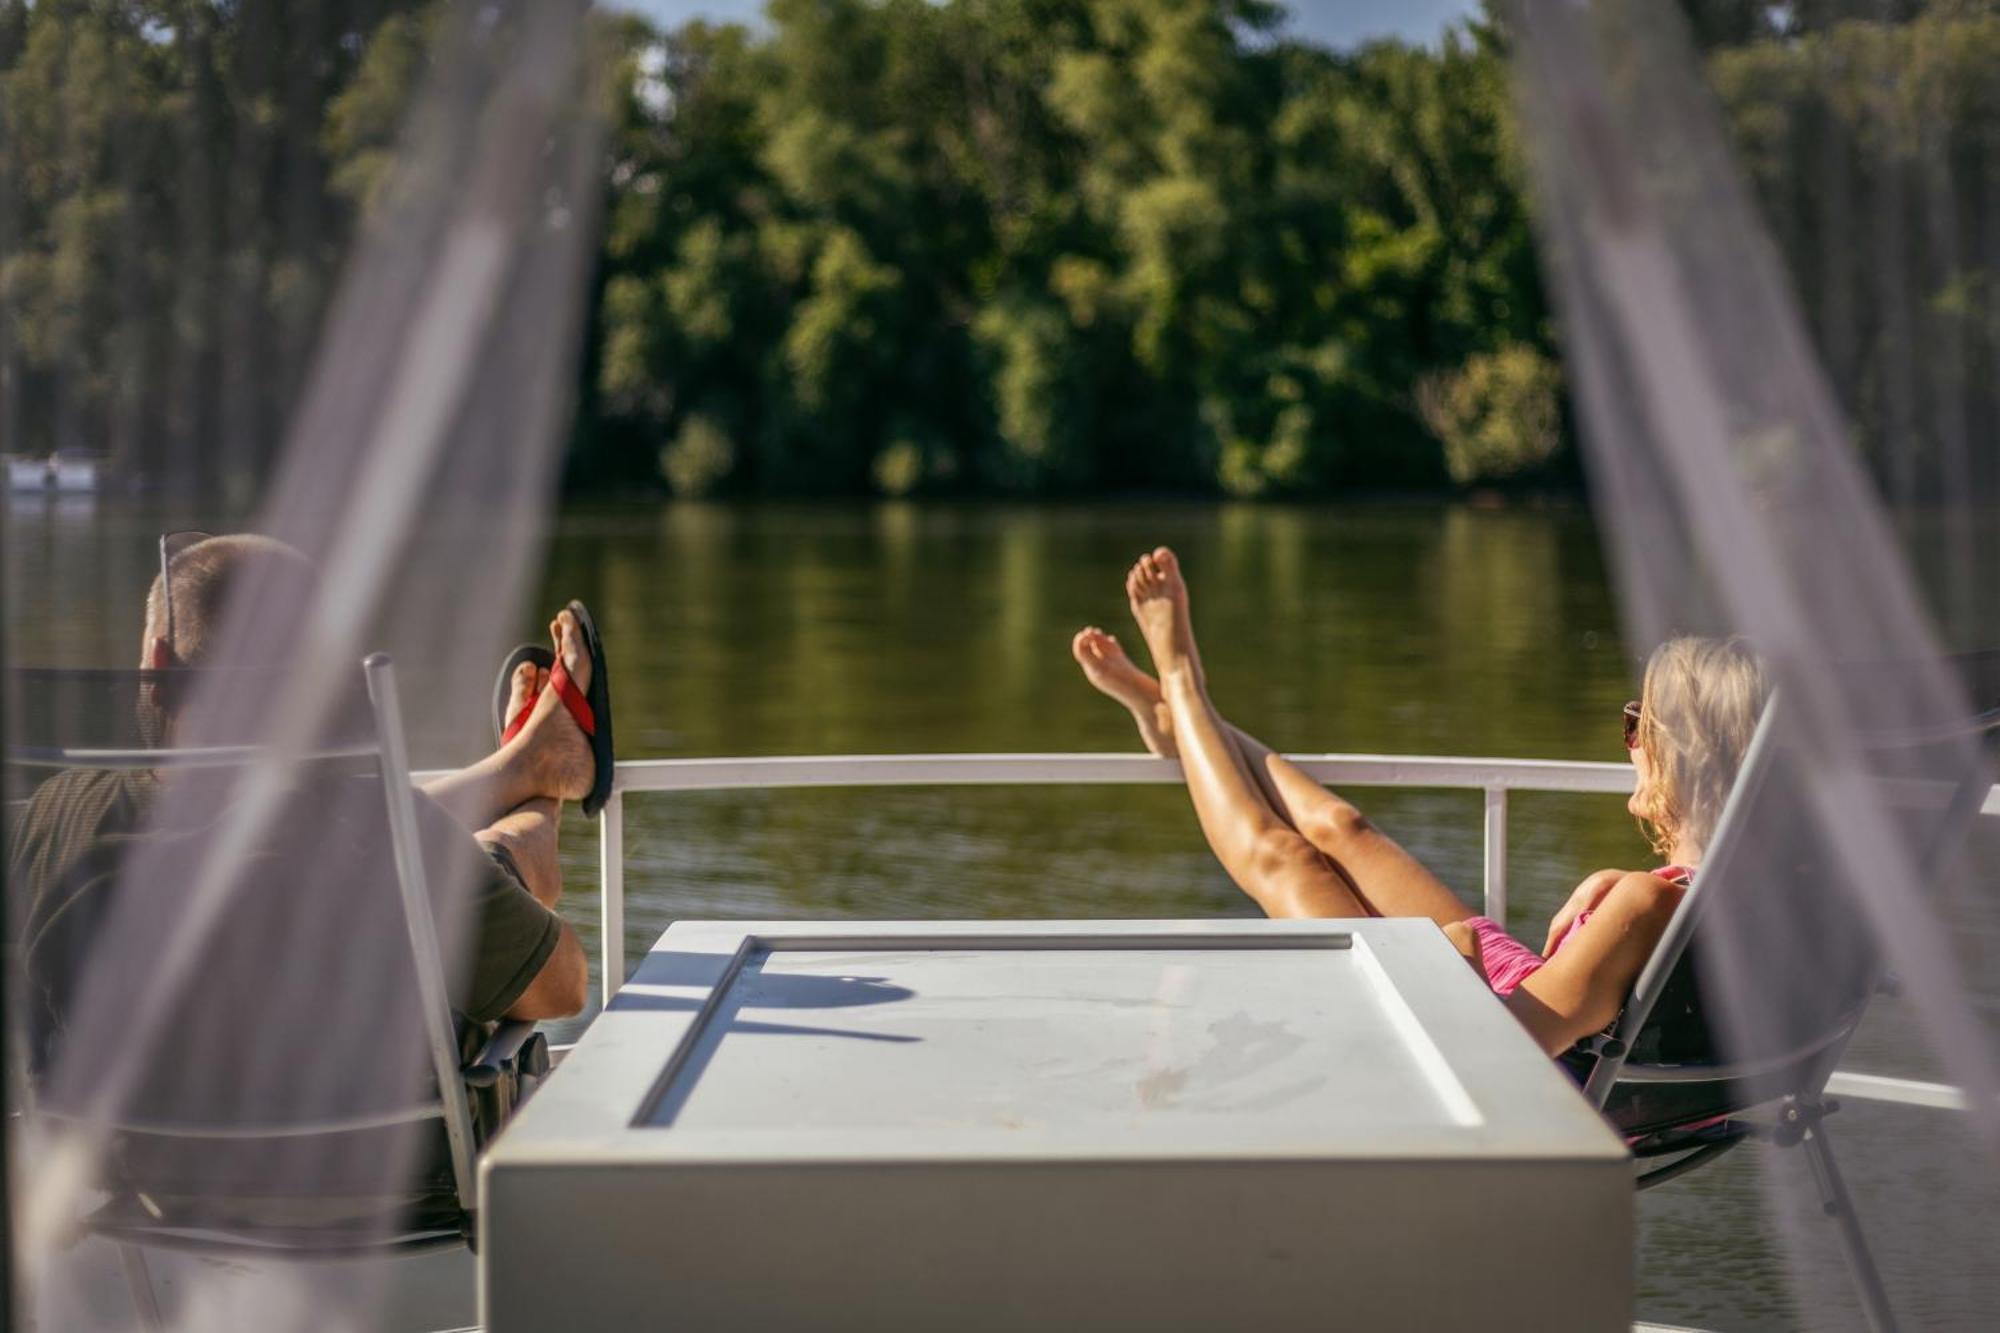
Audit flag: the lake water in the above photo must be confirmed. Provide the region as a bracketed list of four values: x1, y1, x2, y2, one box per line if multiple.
[8, 496, 1992, 1330]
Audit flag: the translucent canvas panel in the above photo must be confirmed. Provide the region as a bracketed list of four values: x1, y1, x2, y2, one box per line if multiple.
[4, 2, 604, 1328]
[1505, 1, 2000, 1325]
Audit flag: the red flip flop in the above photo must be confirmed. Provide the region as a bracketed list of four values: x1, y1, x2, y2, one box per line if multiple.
[492, 605, 614, 817]
[494, 644, 555, 746]
[564, 600, 616, 818]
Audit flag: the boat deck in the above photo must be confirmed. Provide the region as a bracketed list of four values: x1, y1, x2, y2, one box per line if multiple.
[48, 750, 1997, 1331]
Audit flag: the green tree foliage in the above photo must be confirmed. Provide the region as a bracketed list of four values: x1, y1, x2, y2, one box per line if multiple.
[0, 0, 1556, 497]
[587, 0, 1559, 497]
[1703, 0, 2000, 498]
[1417, 345, 1562, 486]
[35, 2, 1994, 501]
[0, 0, 434, 492]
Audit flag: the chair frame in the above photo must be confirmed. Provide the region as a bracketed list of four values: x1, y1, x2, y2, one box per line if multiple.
[1568, 692, 1997, 1333]
[365, 652, 483, 1214]
[11, 655, 546, 1326]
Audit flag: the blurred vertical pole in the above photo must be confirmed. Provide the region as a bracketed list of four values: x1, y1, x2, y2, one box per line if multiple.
[1, 507, 15, 1333]
[1916, 75, 1975, 644]
[1481, 785, 1508, 926]
[172, 5, 220, 492]
[0, 498, 14, 1333]
[0, 0, 17, 463]
[220, 0, 274, 502]
[0, 4, 21, 1324]
[601, 791, 625, 1008]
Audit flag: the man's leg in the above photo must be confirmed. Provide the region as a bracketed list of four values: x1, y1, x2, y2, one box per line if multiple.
[424, 610, 596, 830]
[477, 796, 562, 908]
[475, 794, 590, 1020]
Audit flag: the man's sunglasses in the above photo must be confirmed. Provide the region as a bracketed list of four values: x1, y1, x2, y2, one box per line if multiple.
[1622, 700, 1643, 750]
[158, 530, 214, 654]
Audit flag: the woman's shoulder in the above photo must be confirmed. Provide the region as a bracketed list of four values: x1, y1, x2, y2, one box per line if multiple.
[1590, 864, 1692, 885]
[1594, 867, 1691, 916]
[1584, 865, 1691, 888]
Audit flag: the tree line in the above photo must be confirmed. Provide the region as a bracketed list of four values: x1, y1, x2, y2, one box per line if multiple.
[2, 1, 1995, 500]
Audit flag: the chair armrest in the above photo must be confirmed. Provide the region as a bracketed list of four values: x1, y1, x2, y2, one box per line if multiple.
[465, 1020, 549, 1090]
[1570, 1031, 1628, 1061]
[461, 1020, 550, 1153]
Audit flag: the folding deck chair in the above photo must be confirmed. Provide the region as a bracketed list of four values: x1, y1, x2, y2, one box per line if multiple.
[1561, 675, 1999, 1333]
[7, 655, 549, 1328]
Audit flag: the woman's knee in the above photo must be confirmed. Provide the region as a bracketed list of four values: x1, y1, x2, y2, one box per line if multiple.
[1247, 824, 1328, 886]
[1298, 796, 1371, 853]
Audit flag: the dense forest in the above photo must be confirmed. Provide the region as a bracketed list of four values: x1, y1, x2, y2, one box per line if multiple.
[2, 1, 1997, 499]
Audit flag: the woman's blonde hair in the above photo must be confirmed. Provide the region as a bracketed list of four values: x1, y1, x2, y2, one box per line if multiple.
[1630, 635, 1771, 860]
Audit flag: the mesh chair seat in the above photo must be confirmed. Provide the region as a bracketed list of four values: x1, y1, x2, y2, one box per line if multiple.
[1562, 944, 1869, 1142]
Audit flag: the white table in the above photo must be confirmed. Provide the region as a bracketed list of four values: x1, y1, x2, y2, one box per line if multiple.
[482, 919, 1631, 1331]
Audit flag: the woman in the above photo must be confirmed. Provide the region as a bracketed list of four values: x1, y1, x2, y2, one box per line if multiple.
[1071, 546, 1768, 1056]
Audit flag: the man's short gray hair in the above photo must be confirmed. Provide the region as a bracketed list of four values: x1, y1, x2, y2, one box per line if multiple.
[145, 534, 316, 667]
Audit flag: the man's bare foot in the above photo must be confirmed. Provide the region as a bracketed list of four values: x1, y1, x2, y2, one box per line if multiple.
[1126, 546, 1200, 683]
[508, 609, 596, 802]
[1071, 627, 1177, 757]
[503, 658, 549, 734]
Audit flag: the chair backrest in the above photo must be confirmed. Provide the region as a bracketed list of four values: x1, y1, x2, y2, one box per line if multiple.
[1571, 668, 1997, 1138]
[7, 657, 481, 1238]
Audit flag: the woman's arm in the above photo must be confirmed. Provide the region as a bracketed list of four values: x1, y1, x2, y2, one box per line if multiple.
[1542, 868, 1627, 957]
[1503, 871, 1685, 1054]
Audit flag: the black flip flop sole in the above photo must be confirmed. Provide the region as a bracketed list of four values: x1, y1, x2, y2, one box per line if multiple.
[493, 643, 555, 745]
[565, 599, 616, 818]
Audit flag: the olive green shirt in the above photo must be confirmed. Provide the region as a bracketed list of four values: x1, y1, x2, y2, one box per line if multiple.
[11, 767, 561, 1064]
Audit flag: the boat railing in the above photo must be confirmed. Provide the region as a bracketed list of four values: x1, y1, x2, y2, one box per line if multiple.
[483, 751, 1999, 1118]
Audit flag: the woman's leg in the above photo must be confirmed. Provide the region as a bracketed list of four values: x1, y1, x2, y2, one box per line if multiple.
[1223, 729, 1474, 928]
[1072, 626, 1177, 758]
[1122, 550, 1369, 919]
[1073, 625, 1349, 854]
[1108, 548, 1474, 929]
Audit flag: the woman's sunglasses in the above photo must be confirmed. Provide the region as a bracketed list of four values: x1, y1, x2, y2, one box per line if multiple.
[1622, 700, 1643, 750]
[158, 530, 214, 654]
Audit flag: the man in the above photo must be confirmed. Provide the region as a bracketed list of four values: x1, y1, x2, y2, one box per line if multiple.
[11, 533, 595, 1070]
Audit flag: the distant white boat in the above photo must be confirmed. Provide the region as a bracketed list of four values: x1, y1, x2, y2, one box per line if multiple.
[6, 454, 100, 493]
[52, 456, 98, 493]
[6, 456, 49, 492]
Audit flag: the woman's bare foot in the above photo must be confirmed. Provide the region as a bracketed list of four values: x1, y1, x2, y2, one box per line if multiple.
[1072, 627, 1177, 757]
[509, 609, 596, 802]
[1126, 546, 1200, 684]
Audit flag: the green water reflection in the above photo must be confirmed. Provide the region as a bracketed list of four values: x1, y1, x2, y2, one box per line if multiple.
[531, 502, 1651, 950]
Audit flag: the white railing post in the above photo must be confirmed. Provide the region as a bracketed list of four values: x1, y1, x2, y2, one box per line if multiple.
[600, 787, 625, 1009]
[1483, 785, 1508, 925]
